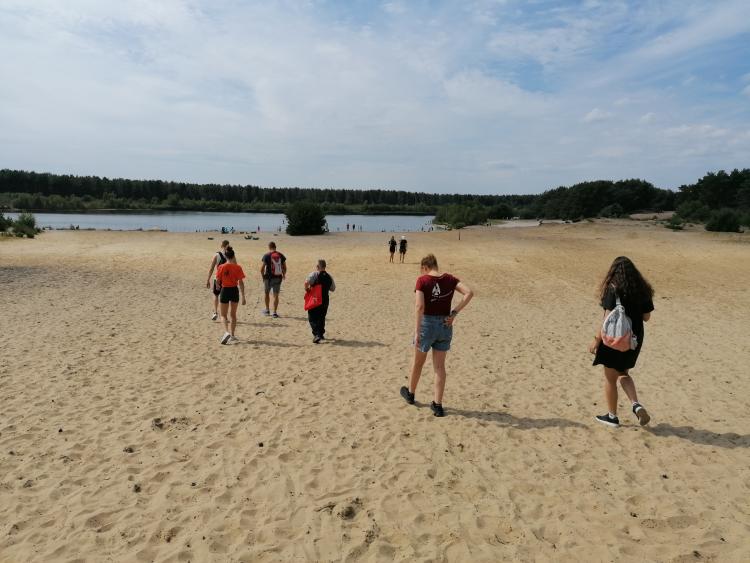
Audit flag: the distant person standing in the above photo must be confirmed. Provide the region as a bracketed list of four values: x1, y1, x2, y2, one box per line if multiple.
[215, 246, 246, 344]
[399, 236, 408, 263]
[589, 256, 654, 428]
[205, 239, 230, 321]
[304, 259, 336, 344]
[388, 236, 397, 263]
[346, 223, 350, 231]
[400, 254, 474, 417]
[260, 241, 286, 318]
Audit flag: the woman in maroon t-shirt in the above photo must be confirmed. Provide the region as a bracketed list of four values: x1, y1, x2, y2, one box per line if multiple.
[400, 253, 474, 417]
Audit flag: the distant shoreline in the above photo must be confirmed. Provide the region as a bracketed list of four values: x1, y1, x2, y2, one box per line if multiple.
[1, 208, 435, 217]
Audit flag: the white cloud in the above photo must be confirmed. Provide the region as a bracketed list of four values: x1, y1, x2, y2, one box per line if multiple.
[382, 2, 406, 16]
[0, 0, 747, 194]
[583, 108, 613, 123]
[664, 124, 729, 138]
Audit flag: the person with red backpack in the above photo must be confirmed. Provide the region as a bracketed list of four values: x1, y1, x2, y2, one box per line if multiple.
[260, 241, 286, 318]
[589, 256, 654, 428]
[304, 259, 336, 343]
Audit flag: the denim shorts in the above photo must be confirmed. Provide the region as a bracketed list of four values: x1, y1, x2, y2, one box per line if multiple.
[417, 314, 453, 353]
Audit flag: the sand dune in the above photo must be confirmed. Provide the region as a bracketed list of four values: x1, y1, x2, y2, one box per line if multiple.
[1, 222, 749, 562]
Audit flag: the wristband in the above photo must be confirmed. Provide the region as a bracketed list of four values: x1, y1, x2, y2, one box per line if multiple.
[450, 309, 458, 317]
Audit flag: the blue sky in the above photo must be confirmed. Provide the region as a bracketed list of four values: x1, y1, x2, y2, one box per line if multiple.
[0, 0, 748, 194]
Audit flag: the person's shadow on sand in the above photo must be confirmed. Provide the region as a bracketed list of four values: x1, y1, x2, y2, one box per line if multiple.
[235, 340, 302, 348]
[325, 338, 386, 348]
[646, 423, 750, 449]
[424, 405, 587, 430]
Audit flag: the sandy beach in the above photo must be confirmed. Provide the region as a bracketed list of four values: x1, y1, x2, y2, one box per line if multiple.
[1, 221, 749, 562]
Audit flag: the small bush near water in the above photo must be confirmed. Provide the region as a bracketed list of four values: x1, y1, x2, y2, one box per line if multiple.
[285, 201, 326, 236]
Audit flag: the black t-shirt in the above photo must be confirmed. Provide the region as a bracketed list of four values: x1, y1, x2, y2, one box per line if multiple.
[399, 239, 407, 252]
[262, 251, 286, 279]
[389, 240, 397, 252]
[309, 271, 335, 305]
[601, 286, 654, 339]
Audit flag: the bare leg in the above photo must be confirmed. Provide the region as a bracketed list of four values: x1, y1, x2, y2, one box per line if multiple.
[432, 350, 447, 404]
[603, 367, 620, 415]
[220, 302, 230, 333]
[409, 349, 428, 394]
[229, 301, 239, 336]
[213, 293, 219, 315]
[264, 292, 270, 311]
[273, 291, 280, 313]
[618, 373, 639, 404]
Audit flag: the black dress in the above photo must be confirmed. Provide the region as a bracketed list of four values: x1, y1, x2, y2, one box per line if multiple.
[593, 286, 654, 372]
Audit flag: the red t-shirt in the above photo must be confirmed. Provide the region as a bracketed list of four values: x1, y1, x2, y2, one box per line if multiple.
[415, 273, 459, 316]
[216, 263, 246, 288]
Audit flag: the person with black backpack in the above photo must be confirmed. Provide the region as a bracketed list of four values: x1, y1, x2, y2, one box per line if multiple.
[205, 239, 230, 321]
[589, 256, 654, 428]
[260, 241, 287, 318]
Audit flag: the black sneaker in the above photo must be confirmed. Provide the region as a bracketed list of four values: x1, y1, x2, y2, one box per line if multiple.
[430, 402, 445, 417]
[313, 336, 321, 344]
[632, 403, 651, 426]
[595, 413, 620, 427]
[399, 386, 415, 405]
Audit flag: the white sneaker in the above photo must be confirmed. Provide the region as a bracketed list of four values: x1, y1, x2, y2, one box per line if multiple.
[211, 312, 218, 321]
[220, 332, 231, 345]
[229, 335, 239, 343]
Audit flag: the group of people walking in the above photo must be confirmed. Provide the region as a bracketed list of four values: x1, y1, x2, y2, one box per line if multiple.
[206, 239, 655, 426]
[206, 240, 335, 345]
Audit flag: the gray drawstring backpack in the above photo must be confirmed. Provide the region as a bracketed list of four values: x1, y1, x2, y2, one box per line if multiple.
[601, 293, 638, 352]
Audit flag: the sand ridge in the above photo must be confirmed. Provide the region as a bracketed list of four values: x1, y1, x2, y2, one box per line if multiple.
[1, 222, 749, 562]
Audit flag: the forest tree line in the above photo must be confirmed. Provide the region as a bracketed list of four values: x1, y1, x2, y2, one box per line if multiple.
[1, 168, 748, 228]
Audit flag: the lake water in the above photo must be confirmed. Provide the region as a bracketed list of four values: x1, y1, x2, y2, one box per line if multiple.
[5, 211, 435, 233]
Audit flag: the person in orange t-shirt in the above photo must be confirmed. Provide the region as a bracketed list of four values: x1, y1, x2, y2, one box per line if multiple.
[215, 246, 246, 344]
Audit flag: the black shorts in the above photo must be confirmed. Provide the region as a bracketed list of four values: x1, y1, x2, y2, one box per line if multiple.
[219, 286, 239, 303]
[212, 279, 222, 296]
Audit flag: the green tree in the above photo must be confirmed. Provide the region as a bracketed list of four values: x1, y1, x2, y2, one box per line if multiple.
[15, 212, 36, 230]
[285, 201, 326, 236]
[12, 212, 38, 238]
[677, 201, 711, 222]
[488, 203, 515, 219]
[705, 209, 741, 233]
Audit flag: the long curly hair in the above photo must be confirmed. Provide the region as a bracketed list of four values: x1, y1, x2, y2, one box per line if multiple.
[599, 256, 654, 304]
